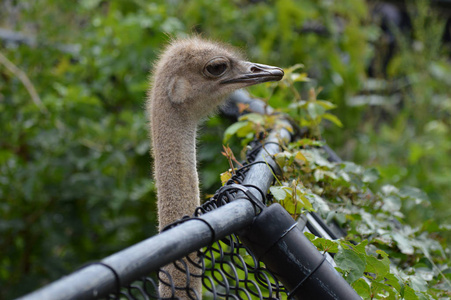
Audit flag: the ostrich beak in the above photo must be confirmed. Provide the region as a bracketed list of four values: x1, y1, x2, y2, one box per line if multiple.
[220, 62, 284, 85]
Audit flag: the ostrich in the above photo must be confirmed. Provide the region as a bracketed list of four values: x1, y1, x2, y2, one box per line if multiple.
[147, 36, 283, 298]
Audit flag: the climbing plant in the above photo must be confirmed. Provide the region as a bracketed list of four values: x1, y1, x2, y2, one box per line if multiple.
[223, 71, 451, 299]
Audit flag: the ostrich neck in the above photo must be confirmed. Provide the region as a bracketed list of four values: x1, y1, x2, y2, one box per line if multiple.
[151, 107, 200, 231]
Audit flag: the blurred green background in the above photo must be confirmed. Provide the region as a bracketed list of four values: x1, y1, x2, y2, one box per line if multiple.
[1, 0, 450, 298]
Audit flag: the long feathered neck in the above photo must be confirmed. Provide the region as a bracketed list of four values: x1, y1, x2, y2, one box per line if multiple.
[149, 98, 200, 231]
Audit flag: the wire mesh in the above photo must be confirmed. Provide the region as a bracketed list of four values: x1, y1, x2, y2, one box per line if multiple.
[105, 233, 287, 300]
[102, 139, 288, 300]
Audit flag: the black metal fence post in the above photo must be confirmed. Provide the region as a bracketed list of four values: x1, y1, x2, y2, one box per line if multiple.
[239, 204, 361, 299]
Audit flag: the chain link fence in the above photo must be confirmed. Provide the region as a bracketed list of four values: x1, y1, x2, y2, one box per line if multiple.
[19, 94, 359, 300]
[107, 232, 288, 300]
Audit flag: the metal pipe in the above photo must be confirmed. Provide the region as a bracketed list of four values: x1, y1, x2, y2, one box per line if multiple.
[18, 199, 257, 300]
[239, 204, 361, 299]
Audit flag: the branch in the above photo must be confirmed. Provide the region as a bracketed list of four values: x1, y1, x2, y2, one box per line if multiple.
[0, 51, 47, 113]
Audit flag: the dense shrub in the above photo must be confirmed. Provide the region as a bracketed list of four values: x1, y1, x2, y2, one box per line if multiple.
[0, 0, 449, 298]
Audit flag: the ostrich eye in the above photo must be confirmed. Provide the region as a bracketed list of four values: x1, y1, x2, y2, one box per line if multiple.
[207, 63, 226, 76]
[204, 57, 229, 77]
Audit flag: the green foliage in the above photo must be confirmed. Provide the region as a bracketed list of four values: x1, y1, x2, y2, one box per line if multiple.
[1, 0, 450, 299]
[347, 0, 451, 230]
[224, 73, 451, 299]
[0, 1, 165, 298]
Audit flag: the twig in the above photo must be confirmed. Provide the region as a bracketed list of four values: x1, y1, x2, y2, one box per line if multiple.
[0, 51, 47, 113]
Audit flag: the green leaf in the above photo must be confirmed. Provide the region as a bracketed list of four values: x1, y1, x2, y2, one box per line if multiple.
[353, 240, 369, 254]
[240, 113, 265, 124]
[365, 250, 390, 276]
[223, 121, 253, 143]
[408, 275, 428, 292]
[316, 100, 336, 110]
[385, 273, 402, 293]
[295, 190, 314, 211]
[314, 169, 338, 181]
[304, 193, 330, 212]
[274, 151, 295, 168]
[284, 63, 304, 73]
[362, 167, 380, 183]
[392, 232, 414, 255]
[288, 100, 307, 109]
[291, 139, 325, 148]
[269, 186, 289, 201]
[352, 278, 371, 298]
[335, 245, 366, 284]
[382, 195, 402, 212]
[398, 186, 429, 205]
[270, 186, 314, 214]
[342, 162, 364, 175]
[322, 113, 343, 127]
[220, 170, 232, 185]
[303, 149, 334, 168]
[402, 285, 419, 300]
[291, 72, 310, 82]
[294, 151, 306, 162]
[306, 234, 339, 253]
[307, 102, 326, 120]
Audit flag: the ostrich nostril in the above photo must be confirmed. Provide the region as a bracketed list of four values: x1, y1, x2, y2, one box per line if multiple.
[251, 66, 265, 73]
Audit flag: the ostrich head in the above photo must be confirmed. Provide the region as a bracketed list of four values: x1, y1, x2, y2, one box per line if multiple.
[150, 36, 284, 120]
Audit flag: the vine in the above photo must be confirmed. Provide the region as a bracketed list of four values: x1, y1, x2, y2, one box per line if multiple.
[223, 67, 451, 299]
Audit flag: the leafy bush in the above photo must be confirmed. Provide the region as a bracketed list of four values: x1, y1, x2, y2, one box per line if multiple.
[350, 0, 451, 229]
[227, 74, 451, 299]
[1, 0, 450, 298]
